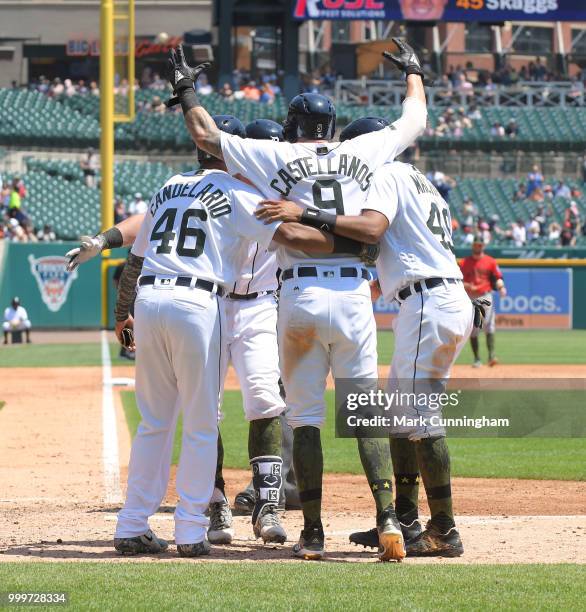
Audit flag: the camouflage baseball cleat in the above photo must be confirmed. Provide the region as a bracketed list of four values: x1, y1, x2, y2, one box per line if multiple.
[233, 491, 255, 515]
[208, 499, 234, 544]
[349, 518, 423, 550]
[406, 522, 464, 557]
[114, 529, 168, 555]
[177, 540, 211, 558]
[377, 508, 406, 562]
[292, 524, 325, 560]
[253, 504, 287, 544]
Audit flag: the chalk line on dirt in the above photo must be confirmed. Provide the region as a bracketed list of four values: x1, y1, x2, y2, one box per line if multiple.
[101, 331, 123, 505]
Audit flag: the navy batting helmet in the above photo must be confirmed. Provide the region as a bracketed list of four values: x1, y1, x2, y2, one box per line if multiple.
[283, 93, 336, 143]
[339, 116, 390, 142]
[198, 114, 246, 162]
[246, 119, 284, 141]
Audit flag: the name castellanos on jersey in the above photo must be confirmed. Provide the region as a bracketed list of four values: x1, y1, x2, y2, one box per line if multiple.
[270, 153, 374, 197]
[149, 180, 232, 218]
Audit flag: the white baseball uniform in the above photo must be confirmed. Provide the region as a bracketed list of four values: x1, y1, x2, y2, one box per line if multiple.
[220, 97, 427, 428]
[366, 162, 474, 439]
[3, 305, 31, 331]
[115, 168, 279, 546]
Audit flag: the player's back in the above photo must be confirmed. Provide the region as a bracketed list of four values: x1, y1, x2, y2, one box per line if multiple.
[371, 161, 462, 299]
[132, 169, 274, 288]
[220, 126, 409, 269]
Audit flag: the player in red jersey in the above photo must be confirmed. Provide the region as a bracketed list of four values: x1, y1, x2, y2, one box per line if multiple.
[459, 236, 507, 367]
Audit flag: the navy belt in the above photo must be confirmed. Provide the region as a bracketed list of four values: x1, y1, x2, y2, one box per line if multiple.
[397, 277, 459, 301]
[139, 275, 224, 296]
[227, 290, 274, 301]
[281, 266, 369, 281]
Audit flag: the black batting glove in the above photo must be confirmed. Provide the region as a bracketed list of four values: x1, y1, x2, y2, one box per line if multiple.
[360, 243, 380, 267]
[382, 38, 424, 78]
[166, 45, 210, 94]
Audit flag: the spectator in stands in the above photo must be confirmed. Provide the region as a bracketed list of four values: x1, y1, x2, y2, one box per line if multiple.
[483, 76, 497, 102]
[63, 79, 76, 97]
[219, 82, 234, 101]
[259, 82, 276, 104]
[150, 96, 166, 114]
[570, 185, 582, 199]
[513, 182, 526, 202]
[3, 297, 32, 345]
[8, 182, 22, 212]
[129, 192, 147, 216]
[36, 224, 56, 242]
[548, 221, 561, 242]
[490, 122, 505, 137]
[527, 216, 541, 241]
[467, 103, 482, 121]
[512, 219, 526, 246]
[7, 218, 26, 242]
[554, 180, 571, 199]
[525, 165, 543, 198]
[436, 74, 453, 103]
[560, 223, 576, 247]
[534, 205, 547, 236]
[429, 171, 456, 201]
[242, 80, 261, 101]
[80, 148, 98, 188]
[89, 81, 100, 97]
[50, 78, 64, 97]
[196, 74, 213, 96]
[565, 201, 581, 232]
[114, 198, 128, 224]
[456, 72, 474, 98]
[505, 119, 519, 138]
[477, 219, 491, 244]
[530, 58, 547, 81]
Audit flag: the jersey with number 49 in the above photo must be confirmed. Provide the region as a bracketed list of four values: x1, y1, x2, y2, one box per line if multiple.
[131, 168, 279, 287]
[365, 161, 463, 301]
[220, 98, 426, 269]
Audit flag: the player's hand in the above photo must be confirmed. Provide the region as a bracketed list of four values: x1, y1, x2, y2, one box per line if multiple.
[382, 38, 424, 78]
[471, 297, 491, 329]
[369, 279, 382, 302]
[499, 286, 507, 298]
[167, 45, 210, 94]
[256, 199, 304, 224]
[360, 243, 380, 266]
[66, 235, 105, 272]
[115, 316, 135, 351]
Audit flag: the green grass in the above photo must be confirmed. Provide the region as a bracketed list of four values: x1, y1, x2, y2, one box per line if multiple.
[0, 342, 135, 368]
[378, 329, 586, 366]
[0, 330, 584, 367]
[0, 563, 584, 611]
[120, 390, 586, 481]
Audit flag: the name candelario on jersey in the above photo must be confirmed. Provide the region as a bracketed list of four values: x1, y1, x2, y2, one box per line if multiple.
[149, 182, 232, 218]
[270, 153, 373, 197]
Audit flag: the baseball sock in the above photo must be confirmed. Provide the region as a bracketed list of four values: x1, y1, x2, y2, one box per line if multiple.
[293, 426, 323, 530]
[390, 437, 420, 522]
[486, 333, 495, 360]
[356, 437, 394, 516]
[415, 436, 456, 533]
[214, 430, 225, 495]
[248, 417, 282, 459]
[470, 336, 480, 361]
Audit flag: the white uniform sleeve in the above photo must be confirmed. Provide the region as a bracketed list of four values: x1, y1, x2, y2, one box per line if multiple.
[3, 308, 9, 322]
[220, 132, 279, 189]
[130, 213, 151, 258]
[362, 166, 399, 226]
[20, 307, 29, 321]
[352, 97, 427, 167]
[231, 184, 281, 250]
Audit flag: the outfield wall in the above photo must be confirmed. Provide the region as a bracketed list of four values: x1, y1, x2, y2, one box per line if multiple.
[0, 243, 585, 330]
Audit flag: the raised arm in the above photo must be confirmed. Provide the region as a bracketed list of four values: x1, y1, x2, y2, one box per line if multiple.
[167, 46, 223, 159]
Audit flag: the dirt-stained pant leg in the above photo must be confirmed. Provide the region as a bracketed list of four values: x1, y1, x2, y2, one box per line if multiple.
[387, 283, 474, 439]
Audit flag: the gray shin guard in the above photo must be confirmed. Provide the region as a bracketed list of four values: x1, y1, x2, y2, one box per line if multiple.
[250, 455, 283, 524]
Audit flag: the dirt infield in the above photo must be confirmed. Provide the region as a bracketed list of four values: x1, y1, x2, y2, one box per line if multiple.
[0, 364, 585, 564]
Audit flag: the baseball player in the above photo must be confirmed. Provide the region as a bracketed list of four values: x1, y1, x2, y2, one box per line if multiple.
[70, 116, 372, 556]
[460, 236, 506, 367]
[67, 117, 301, 546]
[167, 40, 428, 560]
[3, 296, 32, 344]
[258, 117, 478, 557]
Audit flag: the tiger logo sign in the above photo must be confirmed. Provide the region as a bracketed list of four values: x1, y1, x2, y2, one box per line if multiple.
[28, 255, 78, 313]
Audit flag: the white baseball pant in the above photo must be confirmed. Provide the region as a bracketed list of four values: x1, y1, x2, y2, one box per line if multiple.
[115, 283, 222, 545]
[387, 281, 474, 439]
[220, 293, 285, 420]
[278, 266, 378, 429]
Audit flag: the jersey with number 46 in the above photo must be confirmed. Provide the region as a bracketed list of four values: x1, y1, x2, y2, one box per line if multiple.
[365, 161, 463, 301]
[220, 98, 426, 269]
[131, 168, 279, 287]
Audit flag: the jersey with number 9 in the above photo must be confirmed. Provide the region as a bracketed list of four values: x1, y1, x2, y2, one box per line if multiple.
[365, 161, 463, 301]
[131, 168, 279, 287]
